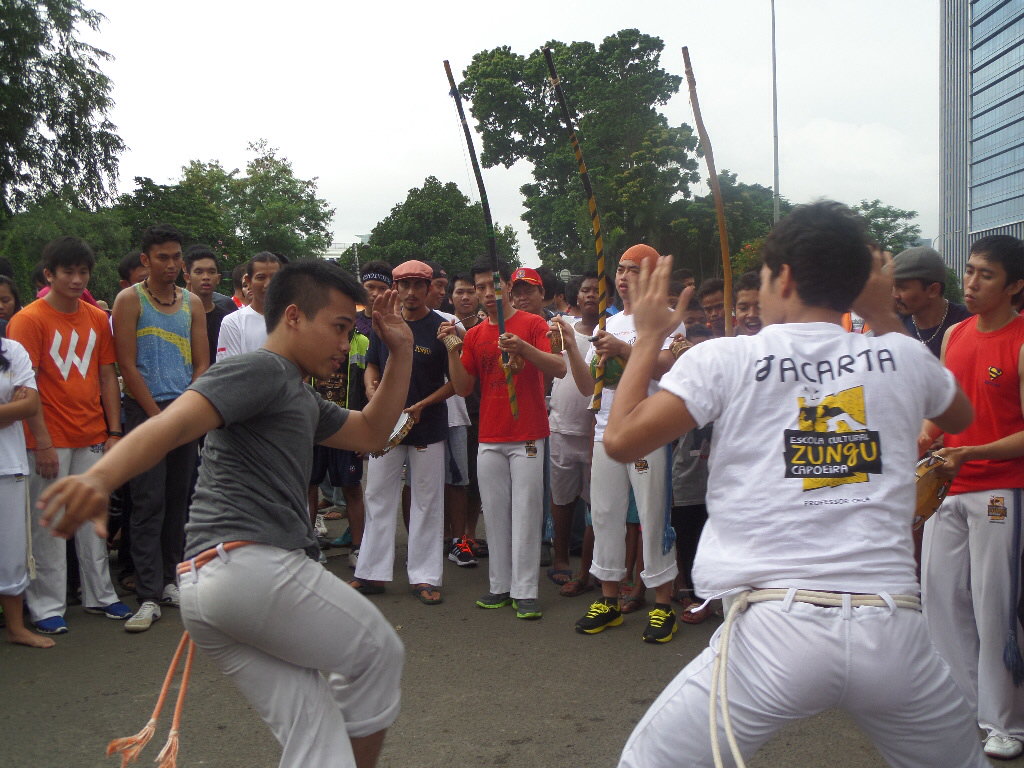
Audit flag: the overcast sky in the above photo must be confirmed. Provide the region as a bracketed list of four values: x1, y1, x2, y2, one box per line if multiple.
[86, 0, 939, 265]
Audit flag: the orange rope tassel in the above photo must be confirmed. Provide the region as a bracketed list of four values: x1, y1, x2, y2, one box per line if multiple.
[154, 638, 196, 768]
[106, 631, 189, 767]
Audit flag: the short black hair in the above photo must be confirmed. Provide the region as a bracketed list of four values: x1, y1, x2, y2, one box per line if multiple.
[231, 263, 247, 291]
[734, 270, 760, 297]
[697, 278, 724, 302]
[118, 251, 144, 282]
[451, 271, 473, 288]
[41, 236, 95, 274]
[668, 280, 684, 298]
[0, 257, 13, 279]
[761, 200, 872, 313]
[970, 235, 1024, 301]
[673, 267, 694, 282]
[247, 251, 281, 278]
[535, 265, 563, 301]
[264, 259, 367, 334]
[184, 244, 219, 272]
[424, 260, 447, 280]
[140, 224, 183, 254]
[31, 262, 47, 290]
[687, 324, 713, 341]
[471, 258, 513, 283]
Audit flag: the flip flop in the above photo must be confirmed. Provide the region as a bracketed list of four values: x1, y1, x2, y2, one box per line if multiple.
[620, 583, 647, 614]
[546, 567, 573, 586]
[680, 597, 710, 625]
[347, 579, 384, 595]
[411, 584, 443, 605]
[559, 577, 594, 597]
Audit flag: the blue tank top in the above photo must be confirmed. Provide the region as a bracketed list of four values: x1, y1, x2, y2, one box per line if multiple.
[132, 283, 193, 402]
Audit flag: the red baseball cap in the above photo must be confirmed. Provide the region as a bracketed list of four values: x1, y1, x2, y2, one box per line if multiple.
[510, 267, 543, 287]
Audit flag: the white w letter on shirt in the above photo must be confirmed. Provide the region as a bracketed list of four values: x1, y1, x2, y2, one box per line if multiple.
[49, 329, 97, 380]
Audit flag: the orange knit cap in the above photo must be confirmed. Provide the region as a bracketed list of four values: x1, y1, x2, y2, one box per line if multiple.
[619, 244, 661, 270]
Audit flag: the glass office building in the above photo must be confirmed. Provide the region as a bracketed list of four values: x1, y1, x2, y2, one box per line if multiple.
[940, 0, 1024, 271]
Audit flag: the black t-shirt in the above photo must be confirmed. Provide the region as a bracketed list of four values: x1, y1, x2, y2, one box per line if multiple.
[900, 302, 971, 358]
[205, 302, 233, 365]
[367, 311, 448, 445]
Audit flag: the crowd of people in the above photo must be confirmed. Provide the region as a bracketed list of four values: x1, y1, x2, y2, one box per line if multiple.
[2, 203, 1023, 766]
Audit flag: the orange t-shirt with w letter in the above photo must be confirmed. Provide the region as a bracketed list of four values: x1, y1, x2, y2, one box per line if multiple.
[7, 299, 117, 448]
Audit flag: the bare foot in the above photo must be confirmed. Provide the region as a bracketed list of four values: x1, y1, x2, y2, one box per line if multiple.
[6, 629, 56, 649]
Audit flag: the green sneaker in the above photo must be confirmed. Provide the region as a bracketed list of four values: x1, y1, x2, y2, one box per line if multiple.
[475, 592, 512, 609]
[642, 606, 678, 644]
[575, 599, 623, 634]
[513, 598, 543, 620]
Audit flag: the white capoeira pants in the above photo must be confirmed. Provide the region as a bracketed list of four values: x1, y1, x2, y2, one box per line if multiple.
[922, 488, 1024, 740]
[0, 475, 30, 596]
[26, 447, 119, 620]
[590, 441, 677, 589]
[179, 544, 403, 768]
[618, 599, 987, 768]
[358, 441, 444, 586]
[478, 440, 545, 600]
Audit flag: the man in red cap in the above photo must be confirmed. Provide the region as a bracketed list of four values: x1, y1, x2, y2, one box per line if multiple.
[573, 244, 687, 644]
[352, 259, 451, 605]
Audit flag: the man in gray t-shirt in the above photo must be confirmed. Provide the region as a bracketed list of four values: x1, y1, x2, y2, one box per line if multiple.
[38, 260, 414, 768]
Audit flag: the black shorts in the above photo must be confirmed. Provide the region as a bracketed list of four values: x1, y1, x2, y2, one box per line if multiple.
[310, 446, 362, 487]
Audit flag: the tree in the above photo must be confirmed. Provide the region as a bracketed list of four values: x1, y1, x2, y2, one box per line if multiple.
[461, 30, 700, 273]
[671, 172, 791, 281]
[853, 199, 921, 253]
[113, 142, 334, 274]
[0, 194, 130, 302]
[115, 175, 238, 255]
[0, 0, 124, 217]
[340, 176, 519, 276]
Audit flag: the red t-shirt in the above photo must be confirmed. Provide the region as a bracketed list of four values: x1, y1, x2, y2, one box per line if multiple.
[944, 314, 1024, 494]
[7, 298, 117, 448]
[461, 310, 551, 442]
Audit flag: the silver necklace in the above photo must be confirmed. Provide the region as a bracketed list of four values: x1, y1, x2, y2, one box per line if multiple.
[912, 299, 948, 345]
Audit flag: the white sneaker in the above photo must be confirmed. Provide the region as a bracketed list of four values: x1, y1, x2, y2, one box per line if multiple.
[124, 601, 161, 633]
[984, 734, 1023, 760]
[315, 514, 328, 536]
[161, 583, 180, 607]
[348, 548, 359, 570]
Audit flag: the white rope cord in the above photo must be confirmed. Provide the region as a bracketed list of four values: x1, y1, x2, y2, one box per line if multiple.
[709, 589, 921, 768]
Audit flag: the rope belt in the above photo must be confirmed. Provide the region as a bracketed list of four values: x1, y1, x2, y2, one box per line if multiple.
[108, 542, 254, 768]
[709, 588, 921, 768]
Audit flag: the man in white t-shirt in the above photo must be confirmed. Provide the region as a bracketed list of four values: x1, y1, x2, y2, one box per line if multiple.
[604, 201, 985, 768]
[573, 245, 684, 644]
[216, 252, 281, 360]
[547, 272, 599, 586]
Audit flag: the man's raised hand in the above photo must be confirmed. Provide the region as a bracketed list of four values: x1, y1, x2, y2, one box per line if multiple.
[372, 289, 413, 354]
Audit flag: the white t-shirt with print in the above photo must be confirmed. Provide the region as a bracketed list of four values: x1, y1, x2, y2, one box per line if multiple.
[658, 322, 957, 596]
[0, 339, 36, 476]
[217, 305, 267, 361]
[586, 311, 684, 442]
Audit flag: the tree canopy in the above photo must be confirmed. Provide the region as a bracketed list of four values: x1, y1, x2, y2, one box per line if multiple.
[852, 199, 922, 253]
[461, 29, 700, 273]
[339, 176, 519, 276]
[0, 0, 124, 217]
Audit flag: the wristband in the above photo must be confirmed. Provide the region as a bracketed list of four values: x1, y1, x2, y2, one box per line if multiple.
[108, 430, 124, 438]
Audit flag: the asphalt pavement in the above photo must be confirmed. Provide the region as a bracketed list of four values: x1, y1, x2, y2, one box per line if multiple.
[2, 520, 1014, 767]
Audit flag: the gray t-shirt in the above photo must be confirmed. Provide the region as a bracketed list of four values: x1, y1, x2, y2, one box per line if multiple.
[184, 349, 348, 559]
